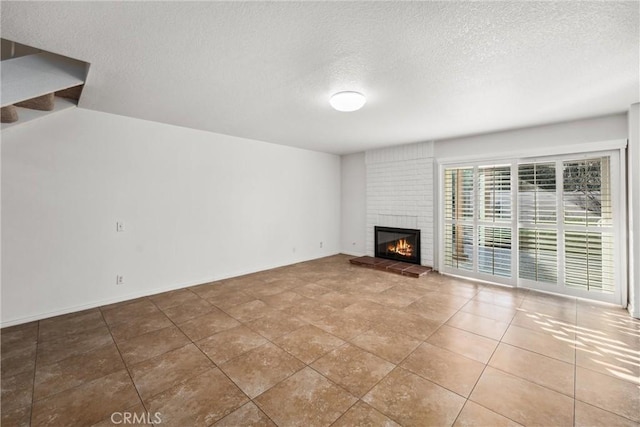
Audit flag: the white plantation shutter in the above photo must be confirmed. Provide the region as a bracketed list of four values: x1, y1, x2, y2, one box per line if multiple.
[443, 165, 513, 281]
[477, 166, 512, 278]
[518, 162, 558, 284]
[444, 168, 474, 271]
[442, 151, 621, 303]
[562, 157, 614, 293]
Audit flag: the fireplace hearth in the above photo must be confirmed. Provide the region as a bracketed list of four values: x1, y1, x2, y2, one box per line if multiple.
[375, 226, 421, 265]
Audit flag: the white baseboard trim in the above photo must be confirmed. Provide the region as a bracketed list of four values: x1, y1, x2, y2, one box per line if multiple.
[1, 252, 341, 328]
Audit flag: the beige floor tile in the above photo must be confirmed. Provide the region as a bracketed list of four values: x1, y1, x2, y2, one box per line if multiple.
[9, 256, 640, 427]
[255, 367, 357, 427]
[426, 325, 498, 363]
[1, 405, 32, 427]
[36, 325, 114, 366]
[459, 300, 517, 322]
[511, 310, 576, 336]
[418, 291, 471, 310]
[149, 288, 201, 310]
[473, 288, 524, 309]
[453, 401, 523, 427]
[101, 299, 160, 325]
[109, 311, 174, 343]
[188, 281, 229, 299]
[214, 402, 275, 427]
[378, 310, 441, 341]
[1, 339, 37, 379]
[446, 311, 510, 340]
[225, 300, 279, 323]
[196, 325, 267, 365]
[332, 401, 400, 427]
[363, 367, 466, 427]
[34, 343, 125, 401]
[576, 366, 640, 422]
[401, 342, 485, 397]
[1, 370, 34, 412]
[38, 309, 106, 342]
[130, 344, 214, 402]
[118, 325, 190, 366]
[260, 291, 309, 310]
[147, 368, 248, 427]
[350, 323, 421, 364]
[31, 370, 140, 427]
[312, 343, 394, 397]
[343, 300, 396, 323]
[470, 367, 574, 426]
[574, 400, 640, 427]
[160, 298, 215, 324]
[1, 321, 38, 347]
[364, 287, 422, 308]
[281, 299, 340, 323]
[575, 340, 640, 384]
[206, 290, 256, 310]
[273, 324, 345, 364]
[310, 311, 373, 341]
[294, 283, 332, 299]
[91, 403, 155, 426]
[245, 311, 308, 340]
[518, 299, 577, 324]
[220, 342, 304, 398]
[404, 297, 460, 323]
[316, 291, 361, 309]
[502, 324, 575, 363]
[489, 343, 574, 396]
[177, 309, 240, 341]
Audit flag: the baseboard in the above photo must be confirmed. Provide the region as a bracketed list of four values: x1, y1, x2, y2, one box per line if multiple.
[0, 252, 342, 328]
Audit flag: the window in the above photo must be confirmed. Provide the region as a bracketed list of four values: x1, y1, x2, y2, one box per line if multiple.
[443, 164, 513, 282]
[441, 152, 622, 303]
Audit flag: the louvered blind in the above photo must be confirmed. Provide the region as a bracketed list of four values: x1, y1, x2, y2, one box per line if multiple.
[562, 157, 614, 293]
[444, 167, 474, 271]
[519, 229, 558, 283]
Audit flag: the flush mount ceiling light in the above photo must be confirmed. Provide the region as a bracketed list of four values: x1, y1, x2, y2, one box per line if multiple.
[329, 91, 366, 112]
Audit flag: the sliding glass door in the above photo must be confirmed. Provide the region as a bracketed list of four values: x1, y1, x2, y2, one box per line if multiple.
[441, 151, 622, 304]
[443, 163, 516, 286]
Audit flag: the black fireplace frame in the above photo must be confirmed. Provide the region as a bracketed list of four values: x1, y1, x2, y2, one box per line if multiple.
[374, 226, 421, 265]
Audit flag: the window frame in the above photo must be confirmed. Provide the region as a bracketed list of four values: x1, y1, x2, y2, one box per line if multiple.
[437, 144, 627, 306]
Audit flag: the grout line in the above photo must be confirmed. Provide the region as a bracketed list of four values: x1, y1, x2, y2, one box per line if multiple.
[98, 308, 152, 424]
[28, 320, 40, 426]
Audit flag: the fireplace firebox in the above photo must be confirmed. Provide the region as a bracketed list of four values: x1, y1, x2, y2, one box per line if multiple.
[374, 226, 421, 265]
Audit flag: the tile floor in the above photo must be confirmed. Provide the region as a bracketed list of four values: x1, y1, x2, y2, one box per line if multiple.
[1, 254, 639, 426]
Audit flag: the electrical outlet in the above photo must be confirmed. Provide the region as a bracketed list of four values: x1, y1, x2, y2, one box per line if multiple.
[116, 275, 124, 285]
[320, 241, 323, 248]
[116, 222, 125, 232]
[292, 247, 296, 253]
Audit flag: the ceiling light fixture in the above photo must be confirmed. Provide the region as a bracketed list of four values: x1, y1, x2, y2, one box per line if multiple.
[329, 91, 366, 112]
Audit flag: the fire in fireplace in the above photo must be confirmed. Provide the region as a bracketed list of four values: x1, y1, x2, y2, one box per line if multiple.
[375, 226, 421, 265]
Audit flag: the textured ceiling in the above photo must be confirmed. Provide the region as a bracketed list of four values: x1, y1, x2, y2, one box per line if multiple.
[1, 1, 638, 154]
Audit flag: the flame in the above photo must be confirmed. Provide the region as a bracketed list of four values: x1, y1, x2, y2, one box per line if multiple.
[388, 238, 413, 257]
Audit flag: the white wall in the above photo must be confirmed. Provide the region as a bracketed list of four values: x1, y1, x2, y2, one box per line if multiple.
[435, 114, 628, 159]
[1, 108, 341, 326]
[628, 104, 640, 317]
[340, 153, 366, 256]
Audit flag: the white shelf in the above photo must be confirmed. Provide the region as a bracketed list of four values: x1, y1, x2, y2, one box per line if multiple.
[1, 53, 86, 107]
[1, 97, 76, 130]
